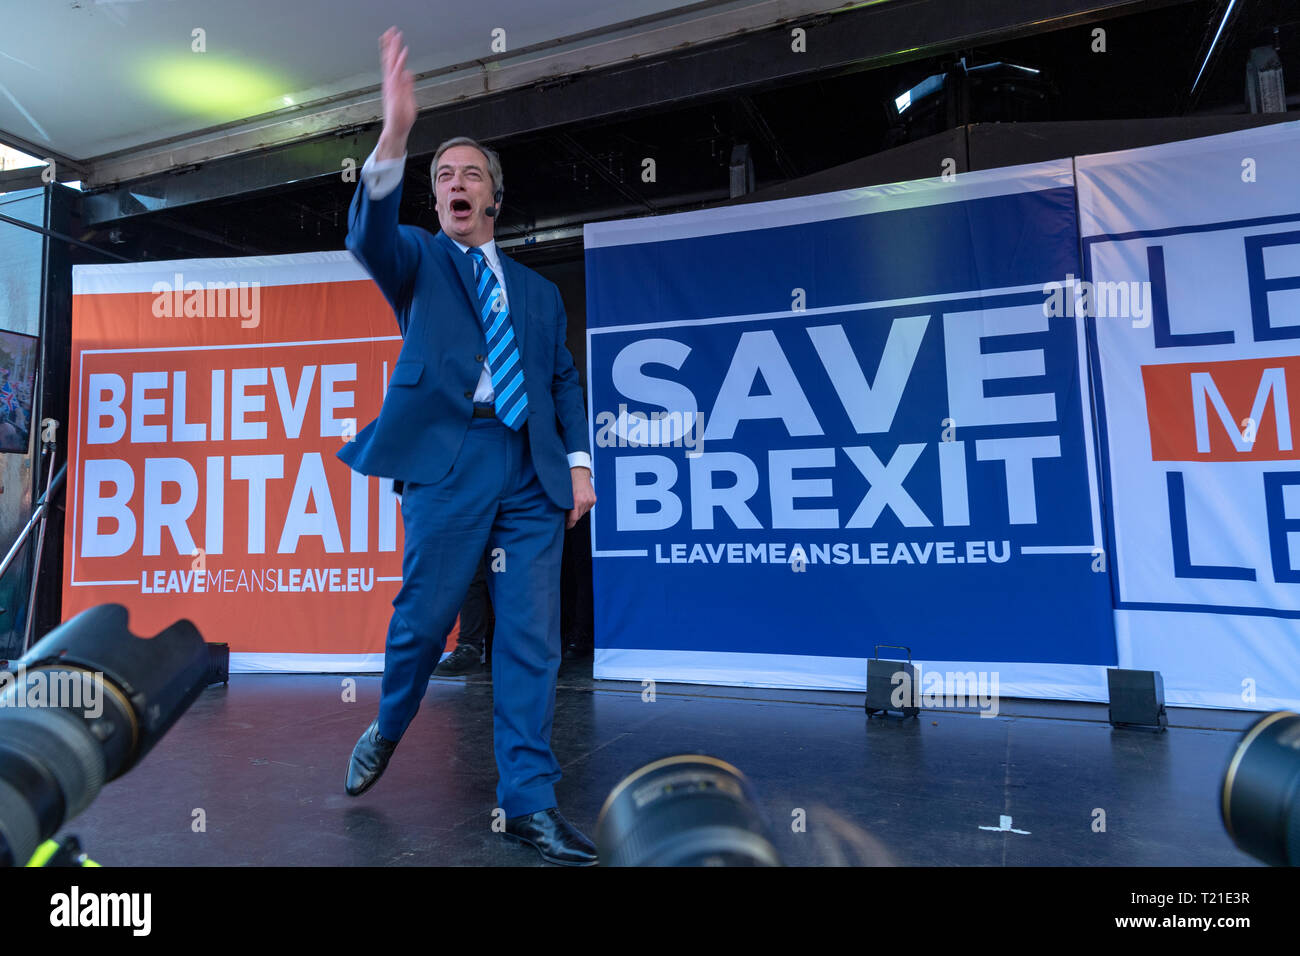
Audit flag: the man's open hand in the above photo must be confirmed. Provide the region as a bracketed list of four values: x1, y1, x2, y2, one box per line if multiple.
[567, 467, 595, 530]
[376, 27, 416, 159]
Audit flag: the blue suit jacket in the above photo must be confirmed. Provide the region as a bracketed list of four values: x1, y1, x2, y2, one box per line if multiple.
[338, 176, 589, 511]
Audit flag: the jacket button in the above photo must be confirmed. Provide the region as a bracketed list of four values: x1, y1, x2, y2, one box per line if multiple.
[475, 354, 484, 362]
[463, 390, 473, 398]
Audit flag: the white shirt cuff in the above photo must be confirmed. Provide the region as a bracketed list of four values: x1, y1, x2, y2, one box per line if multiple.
[361, 148, 406, 200]
[567, 452, 592, 473]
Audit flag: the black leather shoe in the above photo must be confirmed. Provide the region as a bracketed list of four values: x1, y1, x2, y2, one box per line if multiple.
[503, 808, 598, 866]
[345, 719, 397, 796]
[434, 643, 482, 677]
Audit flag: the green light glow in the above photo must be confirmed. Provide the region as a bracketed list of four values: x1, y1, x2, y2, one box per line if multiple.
[142, 56, 292, 121]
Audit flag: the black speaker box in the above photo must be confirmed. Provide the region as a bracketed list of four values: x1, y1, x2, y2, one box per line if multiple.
[1107, 668, 1167, 730]
[866, 646, 919, 718]
[206, 642, 230, 686]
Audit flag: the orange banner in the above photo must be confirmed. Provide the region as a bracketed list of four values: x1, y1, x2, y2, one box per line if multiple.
[62, 255, 435, 658]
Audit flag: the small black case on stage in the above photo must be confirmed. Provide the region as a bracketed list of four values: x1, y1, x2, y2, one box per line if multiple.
[866, 644, 919, 718]
[1106, 668, 1167, 730]
[206, 642, 230, 686]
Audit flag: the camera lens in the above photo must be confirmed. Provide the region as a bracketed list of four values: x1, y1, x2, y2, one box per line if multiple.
[1221, 710, 1300, 867]
[0, 604, 210, 867]
[595, 754, 781, 866]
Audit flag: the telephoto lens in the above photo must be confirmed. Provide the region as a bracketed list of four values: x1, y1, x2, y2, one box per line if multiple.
[1221, 710, 1300, 867]
[595, 755, 782, 866]
[0, 604, 210, 866]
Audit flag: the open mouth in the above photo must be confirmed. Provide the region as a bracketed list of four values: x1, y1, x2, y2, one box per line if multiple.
[450, 198, 473, 219]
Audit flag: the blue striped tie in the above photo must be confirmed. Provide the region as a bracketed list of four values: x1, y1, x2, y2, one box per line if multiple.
[465, 246, 528, 430]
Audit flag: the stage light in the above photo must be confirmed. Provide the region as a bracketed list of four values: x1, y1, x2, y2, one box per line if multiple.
[1221, 710, 1300, 866]
[140, 56, 291, 121]
[893, 73, 944, 115]
[887, 56, 1051, 143]
[1247, 44, 1286, 114]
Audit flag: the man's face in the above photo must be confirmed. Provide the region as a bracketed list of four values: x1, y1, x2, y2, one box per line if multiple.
[433, 145, 497, 246]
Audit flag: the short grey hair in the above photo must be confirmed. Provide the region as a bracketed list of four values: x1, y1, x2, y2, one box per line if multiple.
[431, 136, 504, 200]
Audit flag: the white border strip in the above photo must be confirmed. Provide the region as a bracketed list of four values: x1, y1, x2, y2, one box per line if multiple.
[1021, 546, 1098, 555]
[584, 159, 1074, 249]
[586, 282, 1047, 336]
[72, 250, 371, 295]
[231, 652, 387, 673]
[595, 648, 1112, 700]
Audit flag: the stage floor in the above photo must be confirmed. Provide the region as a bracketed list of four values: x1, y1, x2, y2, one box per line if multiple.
[56, 662, 1263, 866]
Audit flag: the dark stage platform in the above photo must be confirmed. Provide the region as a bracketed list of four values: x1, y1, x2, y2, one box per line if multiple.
[56, 663, 1263, 866]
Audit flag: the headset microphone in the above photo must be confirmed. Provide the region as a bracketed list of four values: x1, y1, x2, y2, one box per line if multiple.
[484, 186, 504, 218]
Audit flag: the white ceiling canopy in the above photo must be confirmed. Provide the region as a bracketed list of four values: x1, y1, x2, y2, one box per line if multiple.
[0, 0, 846, 183]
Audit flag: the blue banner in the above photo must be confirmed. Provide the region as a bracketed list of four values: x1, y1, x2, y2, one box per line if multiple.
[584, 161, 1116, 693]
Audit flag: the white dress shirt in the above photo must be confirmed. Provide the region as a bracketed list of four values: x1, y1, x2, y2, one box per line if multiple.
[360, 149, 592, 474]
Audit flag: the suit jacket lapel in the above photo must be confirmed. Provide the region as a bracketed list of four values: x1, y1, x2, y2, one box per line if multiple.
[436, 231, 481, 320]
[499, 253, 526, 358]
[436, 231, 526, 357]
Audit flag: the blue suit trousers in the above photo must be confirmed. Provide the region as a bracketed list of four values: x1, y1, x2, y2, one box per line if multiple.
[377, 410, 566, 818]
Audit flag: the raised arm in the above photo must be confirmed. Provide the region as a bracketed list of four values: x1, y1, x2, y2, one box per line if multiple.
[374, 28, 414, 163]
[345, 28, 422, 319]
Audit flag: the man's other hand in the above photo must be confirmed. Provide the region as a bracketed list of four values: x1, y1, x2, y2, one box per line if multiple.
[567, 467, 595, 530]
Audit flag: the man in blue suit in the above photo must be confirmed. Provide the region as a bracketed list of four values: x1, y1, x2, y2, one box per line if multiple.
[341, 28, 597, 866]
